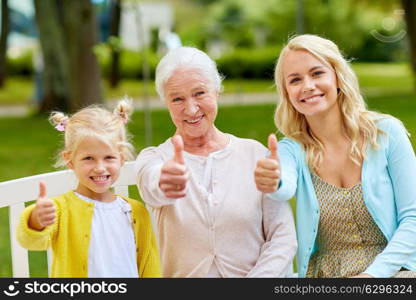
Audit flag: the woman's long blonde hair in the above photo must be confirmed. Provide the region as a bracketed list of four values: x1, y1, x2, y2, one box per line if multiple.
[274, 34, 383, 170]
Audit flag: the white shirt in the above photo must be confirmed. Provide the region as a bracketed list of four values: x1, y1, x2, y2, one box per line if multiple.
[75, 193, 139, 278]
[135, 134, 297, 277]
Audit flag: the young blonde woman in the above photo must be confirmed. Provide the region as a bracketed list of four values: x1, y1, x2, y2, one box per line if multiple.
[17, 99, 161, 278]
[255, 34, 416, 278]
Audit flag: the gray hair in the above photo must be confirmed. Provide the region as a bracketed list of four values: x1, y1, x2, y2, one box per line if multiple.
[155, 46, 223, 100]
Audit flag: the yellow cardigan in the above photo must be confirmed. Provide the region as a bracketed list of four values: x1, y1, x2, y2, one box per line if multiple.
[17, 191, 161, 278]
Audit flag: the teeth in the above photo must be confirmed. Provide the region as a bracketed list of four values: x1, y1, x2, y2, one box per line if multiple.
[187, 116, 202, 123]
[302, 94, 322, 102]
[92, 176, 108, 181]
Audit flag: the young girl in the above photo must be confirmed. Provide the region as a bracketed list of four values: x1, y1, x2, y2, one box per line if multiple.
[16, 99, 161, 278]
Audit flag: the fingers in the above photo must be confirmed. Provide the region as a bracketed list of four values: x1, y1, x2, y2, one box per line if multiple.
[255, 169, 279, 179]
[35, 181, 56, 227]
[159, 169, 189, 198]
[254, 134, 282, 193]
[163, 190, 187, 199]
[38, 181, 47, 199]
[256, 182, 279, 194]
[172, 135, 184, 164]
[160, 172, 189, 185]
[257, 158, 279, 171]
[38, 212, 56, 226]
[161, 161, 187, 175]
[35, 202, 57, 227]
[159, 135, 188, 198]
[268, 133, 278, 161]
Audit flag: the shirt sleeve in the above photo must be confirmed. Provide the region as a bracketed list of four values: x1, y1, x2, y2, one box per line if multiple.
[365, 118, 416, 277]
[267, 139, 299, 202]
[246, 196, 298, 277]
[135, 147, 178, 208]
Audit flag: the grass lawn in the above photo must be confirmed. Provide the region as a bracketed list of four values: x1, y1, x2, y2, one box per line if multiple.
[0, 63, 412, 105]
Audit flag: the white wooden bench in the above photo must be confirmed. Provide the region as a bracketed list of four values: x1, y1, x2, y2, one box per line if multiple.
[0, 161, 137, 278]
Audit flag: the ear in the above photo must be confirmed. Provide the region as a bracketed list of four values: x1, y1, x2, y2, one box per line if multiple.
[62, 151, 74, 169]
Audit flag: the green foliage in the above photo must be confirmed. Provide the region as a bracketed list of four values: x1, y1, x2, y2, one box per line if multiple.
[351, 30, 408, 62]
[0, 77, 34, 105]
[5, 50, 34, 76]
[97, 49, 160, 79]
[217, 46, 281, 79]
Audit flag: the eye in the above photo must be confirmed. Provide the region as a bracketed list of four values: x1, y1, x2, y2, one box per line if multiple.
[312, 70, 325, 76]
[195, 90, 205, 97]
[105, 155, 117, 160]
[82, 156, 93, 161]
[289, 77, 301, 84]
[172, 97, 183, 103]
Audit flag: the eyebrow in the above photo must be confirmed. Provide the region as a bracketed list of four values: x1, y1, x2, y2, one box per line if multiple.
[287, 66, 325, 78]
[167, 84, 209, 97]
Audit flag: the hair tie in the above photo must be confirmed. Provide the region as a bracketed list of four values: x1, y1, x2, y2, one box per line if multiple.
[55, 119, 67, 131]
[116, 111, 129, 124]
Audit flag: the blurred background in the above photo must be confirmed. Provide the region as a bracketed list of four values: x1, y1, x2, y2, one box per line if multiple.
[1, 0, 416, 277]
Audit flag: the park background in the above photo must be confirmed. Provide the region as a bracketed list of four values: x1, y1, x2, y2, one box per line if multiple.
[0, 0, 415, 277]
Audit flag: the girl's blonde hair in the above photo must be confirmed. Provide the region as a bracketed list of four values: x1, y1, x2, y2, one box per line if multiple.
[274, 34, 383, 170]
[49, 97, 136, 167]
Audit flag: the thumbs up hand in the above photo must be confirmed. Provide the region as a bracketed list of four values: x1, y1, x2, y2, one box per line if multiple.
[29, 181, 56, 231]
[254, 134, 281, 193]
[159, 135, 189, 198]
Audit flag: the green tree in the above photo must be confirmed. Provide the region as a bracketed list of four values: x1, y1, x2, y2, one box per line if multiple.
[0, 0, 9, 88]
[34, 0, 102, 113]
[402, 0, 416, 90]
[108, 0, 121, 88]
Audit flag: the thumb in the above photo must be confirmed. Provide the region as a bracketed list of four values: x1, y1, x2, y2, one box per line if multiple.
[172, 135, 184, 164]
[268, 133, 278, 161]
[38, 181, 47, 199]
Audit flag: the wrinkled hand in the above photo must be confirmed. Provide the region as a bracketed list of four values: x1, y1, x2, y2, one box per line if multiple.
[254, 134, 281, 193]
[159, 135, 189, 198]
[29, 181, 56, 230]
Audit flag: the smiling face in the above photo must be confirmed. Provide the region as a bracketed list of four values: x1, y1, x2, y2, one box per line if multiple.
[164, 68, 218, 140]
[282, 49, 339, 119]
[66, 136, 124, 201]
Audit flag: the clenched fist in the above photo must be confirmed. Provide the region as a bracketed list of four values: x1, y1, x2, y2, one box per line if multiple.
[29, 181, 56, 231]
[254, 134, 281, 193]
[159, 135, 189, 198]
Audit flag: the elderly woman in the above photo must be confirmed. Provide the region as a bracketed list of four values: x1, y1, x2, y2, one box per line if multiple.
[135, 47, 297, 277]
[255, 34, 416, 278]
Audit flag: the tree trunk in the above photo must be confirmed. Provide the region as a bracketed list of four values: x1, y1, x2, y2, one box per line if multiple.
[0, 0, 9, 88]
[109, 0, 121, 88]
[402, 0, 416, 91]
[34, 0, 102, 113]
[63, 0, 102, 111]
[34, 0, 70, 112]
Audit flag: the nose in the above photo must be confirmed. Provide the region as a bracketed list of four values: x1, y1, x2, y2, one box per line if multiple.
[302, 76, 315, 92]
[93, 161, 106, 173]
[184, 98, 199, 115]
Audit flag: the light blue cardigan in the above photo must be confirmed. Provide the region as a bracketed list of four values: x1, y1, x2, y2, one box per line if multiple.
[269, 117, 416, 277]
